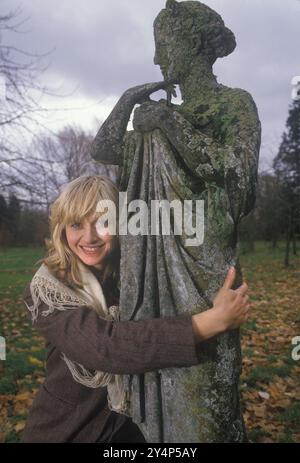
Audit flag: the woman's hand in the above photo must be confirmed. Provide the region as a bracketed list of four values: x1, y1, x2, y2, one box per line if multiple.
[212, 267, 250, 331]
[192, 267, 250, 343]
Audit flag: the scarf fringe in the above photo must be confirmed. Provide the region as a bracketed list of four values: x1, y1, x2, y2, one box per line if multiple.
[61, 352, 112, 388]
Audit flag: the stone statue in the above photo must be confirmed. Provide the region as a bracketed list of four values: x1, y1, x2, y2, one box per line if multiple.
[91, 0, 261, 443]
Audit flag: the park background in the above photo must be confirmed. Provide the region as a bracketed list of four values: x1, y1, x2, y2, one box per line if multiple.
[0, 0, 299, 443]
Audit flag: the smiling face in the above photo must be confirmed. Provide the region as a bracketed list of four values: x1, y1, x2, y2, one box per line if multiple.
[65, 215, 117, 270]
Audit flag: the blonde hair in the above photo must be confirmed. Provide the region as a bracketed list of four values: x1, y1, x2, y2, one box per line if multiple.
[43, 175, 120, 289]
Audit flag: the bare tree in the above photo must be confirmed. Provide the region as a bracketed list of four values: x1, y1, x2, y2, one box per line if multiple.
[10, 125, 118, 210]
[0, 8, 116, 208]
[0, 7, 58, 193]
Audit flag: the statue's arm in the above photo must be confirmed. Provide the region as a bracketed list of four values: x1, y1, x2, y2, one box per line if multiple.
[90, 82, 169, 165]
[158, 108, 226, 185]
[91, 93, 134, 166]
[221, 91, 261, 222]
[133, 100, 224, 182]
[167, 92, 261, 221]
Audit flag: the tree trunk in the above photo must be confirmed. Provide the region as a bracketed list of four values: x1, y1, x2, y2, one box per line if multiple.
[292, 219, 297, 255]
[284, 211, 292, 267]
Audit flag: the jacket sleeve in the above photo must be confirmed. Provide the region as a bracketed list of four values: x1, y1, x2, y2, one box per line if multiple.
[23, 283, 200, 375]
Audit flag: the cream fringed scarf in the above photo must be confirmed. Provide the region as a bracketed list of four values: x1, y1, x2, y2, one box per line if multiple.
[25, 261, 131, 417]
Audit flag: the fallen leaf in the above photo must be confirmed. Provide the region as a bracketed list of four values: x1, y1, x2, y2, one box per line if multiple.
[28, 356, 44, 367]
[15, 392, 30, 402]
[258, 391, 270, 400]
[257, 437, 274, 443]
[14, 421, 26, 433]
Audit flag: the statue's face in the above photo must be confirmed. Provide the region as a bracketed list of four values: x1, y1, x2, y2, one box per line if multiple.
[154, 25, 193, 83]
[153, 37, 169, 81]
[153, 4, 235, 82]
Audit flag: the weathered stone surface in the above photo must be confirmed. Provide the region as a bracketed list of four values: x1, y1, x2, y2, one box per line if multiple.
[91, 0, 261, 443]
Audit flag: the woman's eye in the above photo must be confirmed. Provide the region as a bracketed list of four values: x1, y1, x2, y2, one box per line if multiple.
[71, 223, 81, 229]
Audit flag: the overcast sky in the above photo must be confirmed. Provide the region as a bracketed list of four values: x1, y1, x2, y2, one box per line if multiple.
[1, 0, 299, 171]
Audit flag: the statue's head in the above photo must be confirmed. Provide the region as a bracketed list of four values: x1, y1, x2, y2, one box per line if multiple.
[153, 0, 236, 82]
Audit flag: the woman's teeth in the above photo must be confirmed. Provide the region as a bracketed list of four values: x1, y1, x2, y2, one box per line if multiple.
[81, 245, 103, 254]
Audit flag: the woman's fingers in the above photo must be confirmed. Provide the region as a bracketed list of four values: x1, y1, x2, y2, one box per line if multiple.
[238, 295, 250, 311]
[222, 267, 236, 290]
[243, 303, 251, 318]
[236, 282, 248, 296]
[238, 303, 251, 323]
[243, 294, 250, 305]
[234, 293, 250, 315]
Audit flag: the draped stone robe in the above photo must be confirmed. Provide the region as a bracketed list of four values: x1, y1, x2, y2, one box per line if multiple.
[116, 118, 256, 442]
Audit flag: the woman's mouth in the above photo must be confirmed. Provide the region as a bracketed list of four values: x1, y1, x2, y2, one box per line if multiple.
[80, 244, 104, 255]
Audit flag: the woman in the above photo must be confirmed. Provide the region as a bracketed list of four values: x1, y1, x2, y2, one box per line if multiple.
[21, 175, 250, 443]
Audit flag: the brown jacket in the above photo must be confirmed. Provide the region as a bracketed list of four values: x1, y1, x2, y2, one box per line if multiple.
[21, 283, 201, 443]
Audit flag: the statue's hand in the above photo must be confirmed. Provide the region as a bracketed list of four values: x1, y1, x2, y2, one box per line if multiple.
[132, 100, 171, 132]
[122, 81, 175, 105]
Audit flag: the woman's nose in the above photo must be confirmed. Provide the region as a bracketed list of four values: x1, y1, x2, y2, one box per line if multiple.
[82, 224, 99, 243]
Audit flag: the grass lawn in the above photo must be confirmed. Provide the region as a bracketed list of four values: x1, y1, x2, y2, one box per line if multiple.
[0, 243, 299, 443]
[0, 247, 46, 443]
[239, 241, 300, 443]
